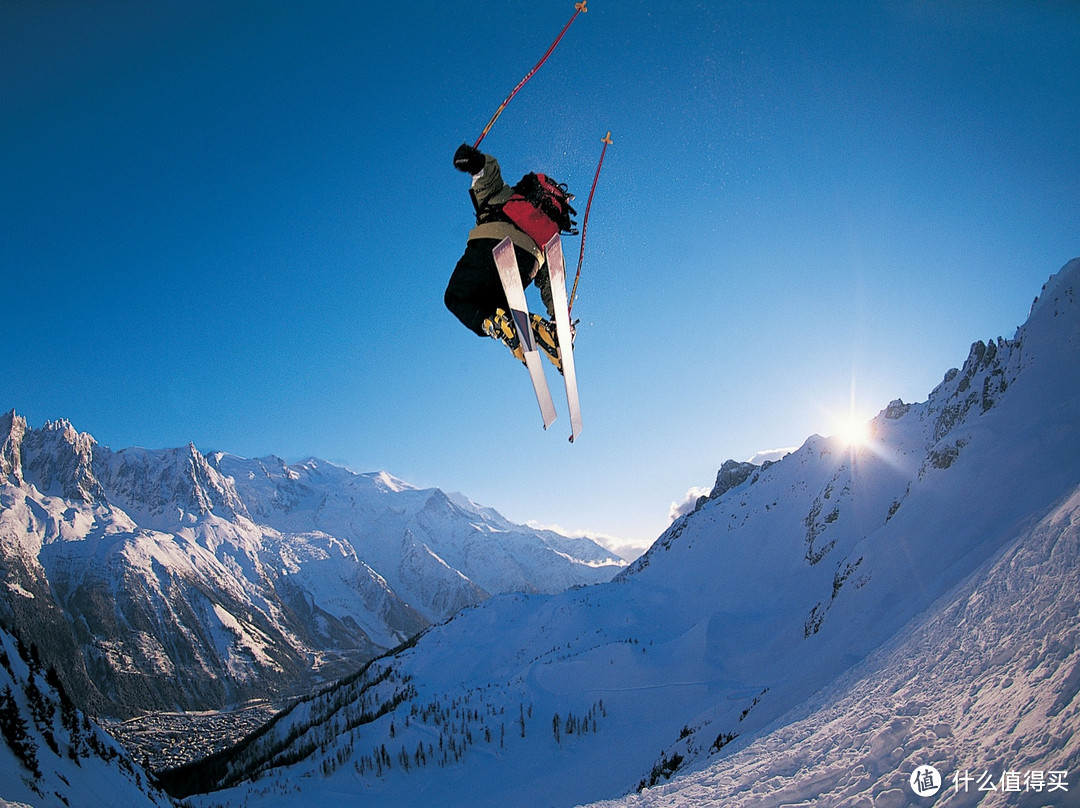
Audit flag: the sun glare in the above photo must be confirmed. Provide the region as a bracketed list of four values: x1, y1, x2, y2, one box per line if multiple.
[834, 414, 872, 449]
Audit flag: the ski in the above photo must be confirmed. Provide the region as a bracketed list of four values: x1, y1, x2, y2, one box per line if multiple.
[544, 234, 582, 442]
[492, 237, 558, 430]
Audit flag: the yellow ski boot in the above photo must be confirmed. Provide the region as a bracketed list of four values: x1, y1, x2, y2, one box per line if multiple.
[482, 309, 525, 364]
[531, 314, 564, 374]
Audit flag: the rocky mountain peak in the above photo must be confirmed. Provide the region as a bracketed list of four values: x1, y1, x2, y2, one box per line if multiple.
[0, 409, 27, 484]
[709, 459, 759, 500]
[13, 415, 105, 503]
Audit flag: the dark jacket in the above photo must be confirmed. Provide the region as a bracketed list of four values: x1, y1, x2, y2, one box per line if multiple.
[466, 155, 547, 277]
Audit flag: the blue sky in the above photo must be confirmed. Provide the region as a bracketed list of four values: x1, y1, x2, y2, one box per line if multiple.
[3, 1, 1078, 556]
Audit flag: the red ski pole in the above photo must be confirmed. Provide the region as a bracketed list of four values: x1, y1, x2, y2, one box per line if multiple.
[473, 1, 588, 149]
[569, 131, 612, 315]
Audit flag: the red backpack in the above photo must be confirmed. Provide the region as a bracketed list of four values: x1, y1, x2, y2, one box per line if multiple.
[501, 173, 578, 248]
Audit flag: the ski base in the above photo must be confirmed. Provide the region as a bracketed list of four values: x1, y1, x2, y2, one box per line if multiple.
[544, 234, 582, 443]
[492, 238, 558, 430]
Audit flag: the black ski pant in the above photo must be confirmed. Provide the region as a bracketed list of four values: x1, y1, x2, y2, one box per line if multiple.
[445, 238, 537, 337]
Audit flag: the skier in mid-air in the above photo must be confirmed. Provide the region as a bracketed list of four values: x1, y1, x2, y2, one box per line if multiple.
[444, 142, 576, 370]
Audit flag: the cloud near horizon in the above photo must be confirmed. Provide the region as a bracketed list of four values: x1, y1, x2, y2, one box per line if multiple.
[526, 522, 648, 563]
[668, 486, 711, 522]
[748, 447, 796, 465]
[668, 448, 798, 523]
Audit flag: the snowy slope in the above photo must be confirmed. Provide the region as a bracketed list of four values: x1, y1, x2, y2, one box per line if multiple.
[585, 482, 1080, 808]
[172, 259, 1080, 808]
[0, 419, 625, 716]
[0, 626, 174, 808]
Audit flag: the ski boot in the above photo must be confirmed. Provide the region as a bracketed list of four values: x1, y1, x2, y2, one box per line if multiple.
[530, 314, 563, 374]
[482, 309, 525, 364]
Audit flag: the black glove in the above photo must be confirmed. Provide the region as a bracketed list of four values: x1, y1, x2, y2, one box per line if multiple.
[453, 143, 485, 174]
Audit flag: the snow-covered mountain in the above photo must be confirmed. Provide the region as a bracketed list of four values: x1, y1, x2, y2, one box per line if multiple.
[586, 474, 1080, 807]
[169, 258, 1080, 808]
[0, 422, 626, 717]
[204, 453, 624, 618]
[0, 624, 175, 808]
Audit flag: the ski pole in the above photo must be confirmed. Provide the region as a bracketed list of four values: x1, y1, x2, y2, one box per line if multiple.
[473, 1, 588, 149]
[569, 130, 612, 315]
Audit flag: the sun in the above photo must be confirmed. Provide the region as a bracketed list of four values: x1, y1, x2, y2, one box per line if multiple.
[833, 414, 872, 449]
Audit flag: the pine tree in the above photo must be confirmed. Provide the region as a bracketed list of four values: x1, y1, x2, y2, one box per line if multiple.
[0, 686, 40, 778]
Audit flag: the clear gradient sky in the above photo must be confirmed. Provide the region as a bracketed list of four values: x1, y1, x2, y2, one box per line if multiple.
[3, 1, 1078, 557]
